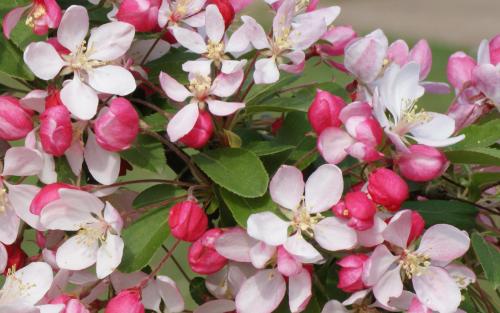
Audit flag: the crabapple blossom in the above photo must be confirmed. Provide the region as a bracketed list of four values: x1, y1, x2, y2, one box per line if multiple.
[207, 0, 235, 28]
[2, 0, 61, 38]
[158, 0, 207, 29]
[0, 96, 34, 141]
[307, 89, 345, 134]
[24, 5, 136, 120]
[333, 191, 377, 231]
[116, 0, 161, 32]
[49, 295, 89, 313]
[39, 189, 124, 278]
[367, 168, 409, 212]
[30, 183, 77, 215]
[188, 228, 228, 274]
[168, 200, 208, 242]
[396, 144, 449, 182]
[106, 289, 145, 313]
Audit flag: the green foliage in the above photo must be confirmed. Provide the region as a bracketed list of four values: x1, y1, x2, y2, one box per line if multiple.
[403, 200, 478, 230]
[219, 188, 278, 227]
[121, 134, 170, 174]
[0, 34, 34, 80]
[141, 113, 167, 132]
[448, 119, 500, 150]
[471, 232, 500, 289]
[244, 141, 295, 157]
[132, 184, 186, 209]
[445, 147, 500, 165]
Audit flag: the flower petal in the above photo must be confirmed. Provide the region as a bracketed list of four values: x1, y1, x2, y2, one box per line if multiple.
[211, 70, 244, 97]
[166, 102, 199, 142]
[57, 5, 89, 52]
[284, 232, 324, 264]
[254, 57, 280, 84]
[357, 215, 386, 248]
[96, 232, 124, 278]
[60, 76, 99, 120]
[156, 276, 185, 312]
[159, 72, 192, 102]
[84, 130, 120, 185]
[0, 204, 19, 245]
[215, 228, 257, 262]
[56, 234, 99, 270]
[206, 99, 245, 116]
[373, 265, 403, 307]
[321, 300, 349, 313]
[317, 127, 355, 165]
[382, 209, 412, 249]
[2, 6, 28, 39]
[0, 243, 6, 273]
[314, 217, 357, 251]
[289, 270, 312, 313]
[235, 269, 286, 313]
[246, 212, 289, 246]
[24, 42, 65, 80]
[5, 262, 53, 305]
[2, 147, 43, 177]
[59, 188, 104, 215]
[88, 65, 136, 96]
[194, 299, 236, 313]
[249, 242, 276, 269]
[87, 21, 135, 61]
[270, 165, 304, 211]
[362, 244, 398, 286]
[205, 4, 225, 43]
[171, 26, 207, 54]
[305, 164, 343, 213]
[40, 200, 95, 231]
[413, 266, 461, 313]
[416, 224, 470, 264]
[7, 183, 44, 231]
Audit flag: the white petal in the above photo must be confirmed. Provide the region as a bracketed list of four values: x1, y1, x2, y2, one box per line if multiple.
[249, 242, 276, 269]
[357, 215, 386, 248]
[235, 269, 286, 313]
[416, 224, 470, 264]
[60, 77, 99, 120]
[410, 113, 463, 147]
[254, 58, 280, 84]
[65, 140, 84, 176]
[128, 39, 170, 63]
[215, 228, 257, 262]
[166, 103, 199, 142]
[38, 304, 65, 313]
[2, 147, 43, 177]
[342, 289, 371, 306]
[0, 204, 19, 245]
[289, 270, 312, 313]
[317, 127, 355, 165]
[40, 200, 96, 231]
[4, 262, 53, 305]
[183, 59, 213, 76]
[305, 164, 343, 213]
[445, 264, 476, 289]
[96, 232, 124, 278]
[284, 232, 324, 264]
[207, 99, 245, 116]
[159, 72, 192, 102]
[156, 276, 185, 313]
[194, 299, 236, 313]
[321, 300, 349, 313]
[373, 265, 403, 307]
[87, 21, 135, 61]
[221, 60, 247, 74]
[171, 26, 207, 54]
[0, 243, 6, 273]
[56, 234, 98, 270]
[362, 244, 398, 286]
[24, 42, 64, 80]
[382, 209, 413, 249]
[270, 165, 304, 211]
[205, 5, 225, 43]
[20, 90, 48, 113]
[84, 130, 120, 185]
[37, 144, 57, 184]
[7, 184, 44, 231]
[88, 65, 136, 96]
[314, 217, 357, 251]
[103, 202, 123, 233]
[211, 70, 244, 97]
[59, 188, 104, 215]
[413, 266, 461, 313]
[246, 212, 289, 246]
[57, 5, 89, 52]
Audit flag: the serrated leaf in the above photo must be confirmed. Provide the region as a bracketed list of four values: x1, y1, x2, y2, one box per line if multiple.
[119, 206, 170, 272]
[446, 147, 500, 165]
[403, 200, 478, 230]
[142, 113, 167, 132]
[10, 22, 47, 50]
[0, 34, 34, 80]
[471, 232, 500, 289]
[244, 141, 295, 156]
[193, 148, 269, 198]
[121, 134, 168, 174]
[132, 184, 186, 209]
[449, 119, 500, 150]
[220, 188, 278, 227]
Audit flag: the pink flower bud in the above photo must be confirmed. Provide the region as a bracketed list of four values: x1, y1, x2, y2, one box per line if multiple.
[40, 105, 73, 156]
[116, 0, 161, 32]
[368, 168, 409, 212]
[105, 289, 144, 313]
[208, 0, 235, 29]
[344, 116, 383, 145]
[319, 26, 357, 56]
[30, 183, 77, 215]
[307, 90, 346, 134]
[344, 191, 377, 231]
[169, 200, 208, 242]
[336, 254, 369, 293]
[407, 211, 425, 246]
[397, 144, 448, 182]
[489, 34, 500, 66]
[188, 229, 228, 275]
[447, 52, 476, 90]
[179, 110, 214, 149]
[93, 98, 139, 152]
[277, 246, 302, 277]
[29, 0, 62, 35]
[408, 39, 432, 80]
[387, 39, 409, 66]
[0, 96, 33, 141]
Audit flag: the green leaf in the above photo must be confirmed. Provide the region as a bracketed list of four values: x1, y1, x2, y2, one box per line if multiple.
[141, 113, 167, 132]
[246, 75, 301, 106]
[193, 148, 269, 198]
[0, 34, 34, 80]
[119, 206, 170, 272]
[146, 48, 196, 83]
[132, 184, 186, 209]
[402, 200, 478, 230]
[244, 141, 295, 157]
[121, 134, 169, 174]
[10, 22, 47, 50]
[445, 147, 500, 165]
[220, 188, 278, 227]
[449, 119, 500, 150]
[471, 232, 500, 289]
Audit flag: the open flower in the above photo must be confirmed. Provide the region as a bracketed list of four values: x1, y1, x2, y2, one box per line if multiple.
[2, 0, 61, 38]
[160, 68, 244, 142]
[40, 189, 124, 278]
[247, 164, 357, 264]
[158, 0, 207, 28]
[24, 5, 136, 120]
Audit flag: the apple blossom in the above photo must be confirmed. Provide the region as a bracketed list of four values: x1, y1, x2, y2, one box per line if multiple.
[2, 0, 61, 38]
[396, 144, 449, 182]
[106, 289, 145, 313]
[207, 0, 235, 28]
[0, 96, 34, 141]
[169, 200, 208, 242]
[24, 5, 136, 120]
[333, 191, 377, 231]
[179, 110, 214, 148]
[189, 228, 228, 274]
[158, 0, 207, 29]
[116, 0, 161, 32]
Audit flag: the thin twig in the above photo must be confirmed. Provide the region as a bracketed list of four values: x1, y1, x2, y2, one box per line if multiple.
[131, 98, 172, 119]
[139, 239, 181, 288]
[91, 179, 198, 191]
[442, 175, 466, 189]
[446, 195, 500, 215]
[277, 81, 319, 94]
[293, 148, 317, 167]
[162, 244, 191, 283]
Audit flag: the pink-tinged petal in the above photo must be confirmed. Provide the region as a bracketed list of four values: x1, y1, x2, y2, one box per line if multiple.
[314, 217, 357, 251]
[373, 265, 403, 307]
[2, 6, 29, 39]
[211, 70, 244, 97]
[289, 19, 326, 50]
[272, 0, 294, 39]
[385, 291, 415, 312]
[20, 90, 48, 113]
[407, 296, 431, 313]
[473, 63, 500, 105]
[225, 22, 252, 54]
[56, 234, 98, 270]
[447, 52, 476, 90]
[445, 264, 476, 289]
[294, 6, 341, 27]
[409, 113, 464, 147]
[87, 22, 135, 61]
[357, 215, 386, 247]
[0, 204, 20, 245]
[279, 51, 305, 74]
[416, 224, 470, 264]
[96, 232, 124, 278]
[155, 275, 185, 313]
[254, 57, 280, 84]
[229, 0, 253, 12]
[207, 99, 244, 117]
[421, 81, 451, 94]
[65, 139, 84, 176]
[221, 60, 247, 74]
[166, 103, 199, 142]
[60, 77, 99, 120]
[2, 147, 43, 177]
[171, 26, 207, 54]
[321, 300, 349, 313]
[317, 127, 355, 164]
[24, 42, 65, 80]
[289, 270, 312, 313]
[342, 289, 371, 306]
[362, 244, 398, 286]
[413, 266, 461, 313]
[59, 188, 104, 215]
[246, 212, 289, 246]
[7, 183, 44, 231]
[128, 39, 170, 64]
[157, 0, 170, 27]
[276, 246, 302, 276]
[183, 11, 206, 28]
[215, 228, 257, 262]
[339, 101, 372, 123]
[40, 200, 95, 231]
[205, 4, 225, 43]
[235, 269, 286, 313]
[382, 209, 413, 249]
[387, 39, 409, 66]
[194, 299, 236, 313]
[159, 72, 191, 102]
[84, 130, 120, 185]
[242, 16, 270, 50]
[88, 65, 136, 96]
[104, 202, 123, 233]
[182, 59, 213, 76]
[270, 165, 304, 210]
[249, 242, 276, 269]
[0, 243, 6, 273]
[284, 232, 324, 264]
[38, 145, 57, 184]
[57, 5, 89, 52]
[408, 39, 432, 80]
[305, 164, 343, 213]
[477, 39, 490, 65]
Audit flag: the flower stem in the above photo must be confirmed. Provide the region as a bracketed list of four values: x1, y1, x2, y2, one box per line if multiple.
[140, 239, 181, 288]
[162, 244, 191, 283]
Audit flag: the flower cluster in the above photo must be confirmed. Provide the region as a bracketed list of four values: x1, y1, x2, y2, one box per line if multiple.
[0, 0, 498, 313]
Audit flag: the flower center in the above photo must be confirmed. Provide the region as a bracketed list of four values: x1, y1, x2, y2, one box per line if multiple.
[171, 0, 191, 22]
[0, 188, 8, 214]
[77, 224, 106, 246]
[62, 41, 106, 74]
[206, 40, 226, 65]
[290, 204, 323, 237]
[25, 4, 46, 29]
[189, 74, 212, 100]
[273, 28, 292, 54]
[0, 268, 36, 304]
[393, 98, 431, 135]
[295, 0, 311, 12]
[400, 251, 430, 279]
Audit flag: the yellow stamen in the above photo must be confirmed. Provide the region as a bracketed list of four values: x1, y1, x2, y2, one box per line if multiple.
[25, 5, 46, 29]
[400, 251, 430, 279]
